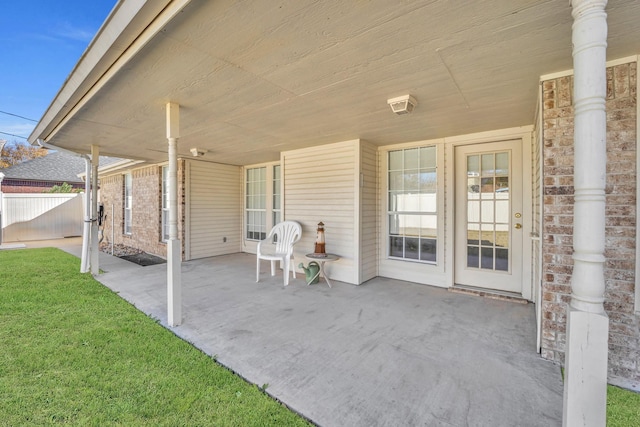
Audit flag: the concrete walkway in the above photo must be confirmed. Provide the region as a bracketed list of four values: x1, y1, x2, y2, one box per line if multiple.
[23, 239, 563, 426]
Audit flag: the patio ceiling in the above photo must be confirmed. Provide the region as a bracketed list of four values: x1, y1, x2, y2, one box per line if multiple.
[30, 0, 640, 165]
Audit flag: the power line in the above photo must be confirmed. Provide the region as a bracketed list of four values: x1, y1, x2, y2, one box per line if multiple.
[0, 110, 37, 122]
[0, 131, 28, 140]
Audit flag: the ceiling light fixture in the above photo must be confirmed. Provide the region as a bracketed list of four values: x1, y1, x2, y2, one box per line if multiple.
[190, 148, 207, 157]
[387, 95, 417, 115]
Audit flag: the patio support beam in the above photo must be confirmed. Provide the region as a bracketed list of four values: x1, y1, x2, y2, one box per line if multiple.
[80, 156, 91, 273]
[90, 145, 100, 276]
[564, 1, 609, 426]
[166, 102, 182, 327]
[0, 172, 4, 245]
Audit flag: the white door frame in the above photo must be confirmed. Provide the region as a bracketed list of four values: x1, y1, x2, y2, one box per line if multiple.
[454, 140, 523, 293]
[444, 127, 533, 301]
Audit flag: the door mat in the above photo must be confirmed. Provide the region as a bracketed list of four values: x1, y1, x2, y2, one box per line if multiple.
[100, 243, 167, 267]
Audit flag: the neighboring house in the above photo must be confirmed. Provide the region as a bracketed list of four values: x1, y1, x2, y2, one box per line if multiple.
[1, 151, 86, 193]
[0, 151, 120, 193]
[27, 0, 640, 403]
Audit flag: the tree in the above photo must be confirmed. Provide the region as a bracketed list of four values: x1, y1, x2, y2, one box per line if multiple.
[0, 140, 48, 168]
[44, 182, 81, 193]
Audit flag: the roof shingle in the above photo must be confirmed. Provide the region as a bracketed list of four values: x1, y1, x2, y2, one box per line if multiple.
[0, 151, 122, 183]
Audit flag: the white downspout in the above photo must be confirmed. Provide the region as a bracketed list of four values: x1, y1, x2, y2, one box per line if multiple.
[37, 139, 92, 273]
[90, 146, 100, 275]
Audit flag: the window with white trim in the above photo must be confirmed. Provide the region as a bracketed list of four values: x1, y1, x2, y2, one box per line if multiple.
[124, 172, 132, 235]
[388, 146, 437, 262]
[272, 165, 281, 227]
[161, 166, 169, 242]
[246, 167, 266, 240]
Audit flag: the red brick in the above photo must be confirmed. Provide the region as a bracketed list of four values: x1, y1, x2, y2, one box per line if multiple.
[100, 161, 186, 260]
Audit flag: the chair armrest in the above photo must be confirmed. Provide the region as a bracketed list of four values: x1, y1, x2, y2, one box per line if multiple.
[257, 239, 269, 255]
[292, 232, 302, 245]
[256, 227, 278, 254]
[285, 234, 301, 257]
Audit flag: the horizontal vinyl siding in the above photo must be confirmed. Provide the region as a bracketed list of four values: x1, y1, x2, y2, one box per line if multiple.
[360, 141, 378, 283]
[283, 141, 358, 284]
[188, 161, 242, 260]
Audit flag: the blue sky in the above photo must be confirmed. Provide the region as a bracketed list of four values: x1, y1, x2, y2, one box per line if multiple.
[0, 1, 116, 145]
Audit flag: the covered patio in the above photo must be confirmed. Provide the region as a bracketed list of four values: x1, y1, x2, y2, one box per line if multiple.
[54, 240, 562, 426]
[23, 1, 640, 423]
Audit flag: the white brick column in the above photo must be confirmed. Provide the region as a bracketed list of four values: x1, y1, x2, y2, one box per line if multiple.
[166, 102, 182, 327]
[563, 1, 609, 425]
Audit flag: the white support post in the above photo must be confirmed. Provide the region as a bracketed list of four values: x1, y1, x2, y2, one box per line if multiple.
[166, 102, 182, 327]
[90, 145, 100, 276]
[80, 157, 91, 273]
[563, 1, 609, 426]
[0, 172, 4, 246]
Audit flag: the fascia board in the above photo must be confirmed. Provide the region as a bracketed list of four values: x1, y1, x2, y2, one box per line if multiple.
[77, 159, 146, 178]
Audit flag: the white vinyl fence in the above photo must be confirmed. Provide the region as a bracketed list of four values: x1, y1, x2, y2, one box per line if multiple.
[1, 193, 84, 242]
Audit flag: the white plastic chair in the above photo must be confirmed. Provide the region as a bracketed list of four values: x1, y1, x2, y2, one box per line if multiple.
[256, 221, 302, 286]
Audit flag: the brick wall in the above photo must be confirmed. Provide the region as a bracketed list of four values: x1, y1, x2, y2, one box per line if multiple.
[99, 161, 186, 259]
[542, 62, 639, 389]
[2, 180, 84, 193]
[100, 173, 126, 249]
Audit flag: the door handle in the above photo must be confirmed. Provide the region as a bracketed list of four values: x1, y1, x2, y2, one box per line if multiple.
[515, 223, 522, 229]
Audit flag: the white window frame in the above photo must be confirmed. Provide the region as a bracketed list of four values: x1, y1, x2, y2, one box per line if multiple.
[124, 172, 132, 235]
[243, 162, 281, 252]
[245, 166, 267, 241]
[378, 139, 446, 287]
[387, 145, 438, 264]
[272, 164, 282, 228]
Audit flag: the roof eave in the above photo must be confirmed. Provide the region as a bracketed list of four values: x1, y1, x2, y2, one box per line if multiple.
[28, 0, 179, 147]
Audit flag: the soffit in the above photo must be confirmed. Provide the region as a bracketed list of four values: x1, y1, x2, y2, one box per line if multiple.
[40, 0, 640, 165]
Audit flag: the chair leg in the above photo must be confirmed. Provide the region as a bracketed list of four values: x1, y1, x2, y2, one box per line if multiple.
[256, 258, 260, 282]
[291, 256, 296, 278]
[283, 258, 290, 286]
[270, 261, 276, 276]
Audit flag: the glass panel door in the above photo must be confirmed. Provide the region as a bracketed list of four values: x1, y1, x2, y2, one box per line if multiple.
[465, 151, 510, 272]
[454, 140, 523, 294]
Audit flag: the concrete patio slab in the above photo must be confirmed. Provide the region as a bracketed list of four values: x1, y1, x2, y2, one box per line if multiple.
[0, 242, 26, 250]
[31, 240, 563, 426]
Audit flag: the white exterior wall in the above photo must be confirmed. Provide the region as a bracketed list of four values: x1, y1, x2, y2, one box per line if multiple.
[359, 140, 378, 283]
[187, 160, 242, 260]
[283, 140, 360, 284]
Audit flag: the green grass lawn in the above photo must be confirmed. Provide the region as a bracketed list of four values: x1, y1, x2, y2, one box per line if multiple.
[608, 384, 640, 427]
[0, 248, 310, 426]
[1, 248, 638, 426]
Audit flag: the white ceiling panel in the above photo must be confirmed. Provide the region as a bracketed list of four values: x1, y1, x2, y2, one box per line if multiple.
[34, 0, 640, 165]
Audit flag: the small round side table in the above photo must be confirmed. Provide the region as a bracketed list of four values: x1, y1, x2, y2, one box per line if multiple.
[304, 253, 340, 288]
